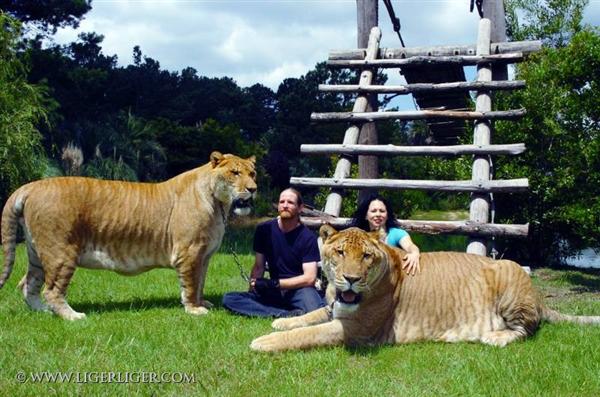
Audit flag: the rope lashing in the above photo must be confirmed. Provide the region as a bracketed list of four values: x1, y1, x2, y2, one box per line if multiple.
[382, 0, 405, 47]
[470, 0, 484, 18]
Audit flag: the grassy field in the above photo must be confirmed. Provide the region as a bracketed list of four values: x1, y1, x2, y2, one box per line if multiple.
[411, 209, 469, 252]
[1, 223, 599, 396]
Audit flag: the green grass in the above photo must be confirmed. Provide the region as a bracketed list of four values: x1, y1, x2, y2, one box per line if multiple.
[412, 209, 469, 252]
[1, 225, 599, 396]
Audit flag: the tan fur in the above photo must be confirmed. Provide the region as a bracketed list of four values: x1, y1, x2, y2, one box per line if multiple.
[1, 151, 257, 320]
[251, 225, 600, 352]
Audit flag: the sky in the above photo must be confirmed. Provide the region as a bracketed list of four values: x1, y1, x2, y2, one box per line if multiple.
[51, 0, 600, 94]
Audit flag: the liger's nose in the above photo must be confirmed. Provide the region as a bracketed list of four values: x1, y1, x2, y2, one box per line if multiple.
[247, 186, 257, 194]
[343, 275, 361, 285]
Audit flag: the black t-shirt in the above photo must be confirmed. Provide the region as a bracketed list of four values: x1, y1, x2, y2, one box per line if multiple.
[253, 219, 320, 279]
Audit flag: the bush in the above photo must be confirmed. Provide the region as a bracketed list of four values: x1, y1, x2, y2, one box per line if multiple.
[494, 28, 600, 265]
[0, 13, 50, 203]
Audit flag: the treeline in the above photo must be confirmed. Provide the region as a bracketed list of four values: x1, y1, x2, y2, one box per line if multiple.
[1, 8, 429, 216]
[26, 32, 353, 188]
[1, 0, 599, 266]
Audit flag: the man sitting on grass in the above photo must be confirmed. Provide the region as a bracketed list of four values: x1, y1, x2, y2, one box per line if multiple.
[222, 188, 325, 318]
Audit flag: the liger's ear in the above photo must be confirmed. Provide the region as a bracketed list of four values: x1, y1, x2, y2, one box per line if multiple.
[210, 151, 224, 168]
[246, 155, 256, 165]
[319, 224, 337, 242]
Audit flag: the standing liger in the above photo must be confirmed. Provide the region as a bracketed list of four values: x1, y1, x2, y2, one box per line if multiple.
[1, 151, 257, 320]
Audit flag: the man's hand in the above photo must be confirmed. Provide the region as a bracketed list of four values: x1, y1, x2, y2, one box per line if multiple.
[254, 278, 280, 292]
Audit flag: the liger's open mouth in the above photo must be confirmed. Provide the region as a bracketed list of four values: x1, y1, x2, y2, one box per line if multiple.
[336, 289, 362, 305]
[232, 197, 253, 209]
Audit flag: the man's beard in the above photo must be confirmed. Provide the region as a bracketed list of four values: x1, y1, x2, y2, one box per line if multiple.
[279, 210, 293, 219]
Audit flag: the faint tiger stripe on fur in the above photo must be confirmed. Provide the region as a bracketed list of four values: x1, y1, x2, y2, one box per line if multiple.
[250, 226, 600, 352]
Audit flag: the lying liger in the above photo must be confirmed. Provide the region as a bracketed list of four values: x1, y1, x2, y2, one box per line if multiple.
[251, 225, 600, 352]
[1, 152, 257, 320]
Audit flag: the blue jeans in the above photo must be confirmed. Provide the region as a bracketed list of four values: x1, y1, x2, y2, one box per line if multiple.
[222, 287, 325, 318]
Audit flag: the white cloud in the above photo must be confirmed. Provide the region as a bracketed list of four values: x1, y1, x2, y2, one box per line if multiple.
[218, 23, 253, 62]
[239, 61, 311, 88]
[51, 0, 600, 91]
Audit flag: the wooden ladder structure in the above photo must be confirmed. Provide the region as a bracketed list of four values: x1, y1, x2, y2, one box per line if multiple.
[291, 19, 542, 256]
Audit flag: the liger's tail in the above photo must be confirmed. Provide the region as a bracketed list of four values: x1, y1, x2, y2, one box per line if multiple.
[0, 189, 25, 289]
[541, 306, 600, 325]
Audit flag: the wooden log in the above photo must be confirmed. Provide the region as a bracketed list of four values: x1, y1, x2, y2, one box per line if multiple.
[468, 18, 493, 256]
[300, 143, 526, 156]
[318, 80, 525, 94]
[290, 177, 529, 193]
[311, 108, 526, 123]
[329, 40, 542, 60]
[356, 0, 379, 203]
[326, 52, 523, 68]
[323, 27, 381, 217]
[357, 0, 378, 49]
[483, 0, 509, 80]
[300, 216, 529, 238]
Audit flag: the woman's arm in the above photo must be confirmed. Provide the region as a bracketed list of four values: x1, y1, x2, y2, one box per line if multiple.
[399, 235, 421, 276]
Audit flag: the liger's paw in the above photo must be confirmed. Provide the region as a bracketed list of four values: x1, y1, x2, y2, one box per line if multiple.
[480, 330, 522, 347]
[185, 305, 209, 316]
[61, 310, 87, 321]
[272, 317, 302, 331]
[250, 333, 284, 352]
[198, 299, 214, 309]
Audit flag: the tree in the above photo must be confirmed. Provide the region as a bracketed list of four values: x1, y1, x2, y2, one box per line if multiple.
[0, 13, 50, 203]
[268, 63, 355, 189]
[238, 83, 276, 141]
[26, 32, 118, 157]
[0, 0, 92, 34]
[505, 0, 588, 47]
[67, 32, 117, 70]
[494, 28, 600, 265]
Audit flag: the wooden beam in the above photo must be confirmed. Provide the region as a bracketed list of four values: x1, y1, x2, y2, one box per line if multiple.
[300, 216, 529, 238]
[319, 80, 525, 94]
[483, 0, 508, 81]
[357, 0, 378, 48]
[311, 109, 526, 123]
[329, 40, 542, 60]
[300, 143, 526, 156]
[323, 26, 381, 217]
[326, 53, 523, 68]
[468, 18, 493, 256]
[290, 177, 529, 193]
[356, 0, 379, 204]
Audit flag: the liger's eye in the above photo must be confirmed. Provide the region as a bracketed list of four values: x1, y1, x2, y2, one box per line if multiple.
[232, 170, 241, 176]
[336, 249, 344, 257]
[363, 253, 372, 260]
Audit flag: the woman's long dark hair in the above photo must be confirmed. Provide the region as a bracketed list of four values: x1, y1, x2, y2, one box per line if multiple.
[350, 193, 399, 232]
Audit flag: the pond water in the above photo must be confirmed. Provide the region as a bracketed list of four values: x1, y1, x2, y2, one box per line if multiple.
[415, 233, 600, 269]
[565, 248, 600, 269]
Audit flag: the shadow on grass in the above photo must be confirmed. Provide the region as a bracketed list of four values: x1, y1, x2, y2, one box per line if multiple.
[73, 293, 226, 314]
[567, 272, 600, 294]
[344, 344, 384, 356]
[344, 334, 545, 354]
[540, 266, 600, 294]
